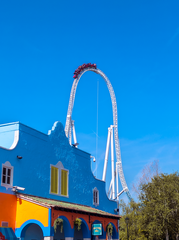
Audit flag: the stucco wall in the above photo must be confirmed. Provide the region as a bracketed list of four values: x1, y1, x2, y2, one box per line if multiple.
[0, 192, 17, 230]
[0, 121, 117, 214]
[16, 198, 49, 228]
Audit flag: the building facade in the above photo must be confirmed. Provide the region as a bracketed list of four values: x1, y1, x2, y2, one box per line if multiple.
[0, 121, 119, 240]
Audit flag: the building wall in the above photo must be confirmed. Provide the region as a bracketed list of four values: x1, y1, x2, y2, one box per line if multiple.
[51, 208, 118, 232]
[15, 198, 51, 238]
[14, 198, 118, 239]
[16, 198, 49, 229]
[0, 192, 17, 231]
[0, 121, 117, 215]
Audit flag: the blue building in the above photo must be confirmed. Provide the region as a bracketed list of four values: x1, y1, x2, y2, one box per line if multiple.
[0, 121, 119, 240]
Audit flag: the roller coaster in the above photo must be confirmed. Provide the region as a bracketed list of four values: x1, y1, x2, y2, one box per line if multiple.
[65, 63, 132, 201]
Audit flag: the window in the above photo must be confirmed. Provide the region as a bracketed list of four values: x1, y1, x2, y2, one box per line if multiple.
[50, 161, 69, 197]
[1, 162, 13, 188]
[61, 169, 68, 196]
[51, 166, 58, 194]
[93, 187, 99, 206]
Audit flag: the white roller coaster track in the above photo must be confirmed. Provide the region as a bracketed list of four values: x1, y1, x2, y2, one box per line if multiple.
[65, 68, 132, 201]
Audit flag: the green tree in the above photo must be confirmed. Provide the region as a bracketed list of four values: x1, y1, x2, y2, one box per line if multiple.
[119, 200, 147, 240]
[139, 173, 179, 240]
[119, 172, 179, 240]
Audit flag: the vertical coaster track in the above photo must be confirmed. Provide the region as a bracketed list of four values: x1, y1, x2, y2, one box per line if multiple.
[65, 65, 132, 201]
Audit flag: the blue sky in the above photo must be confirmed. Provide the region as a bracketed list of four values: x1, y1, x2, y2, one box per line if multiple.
[0, 0, 179, 202]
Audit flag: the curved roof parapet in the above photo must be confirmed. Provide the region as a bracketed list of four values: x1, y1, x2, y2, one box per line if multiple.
[48, 121, 67, 139]
[9, 130, 19, 149]
[48, 121, 60, 135]
[0, 122, 19, 150]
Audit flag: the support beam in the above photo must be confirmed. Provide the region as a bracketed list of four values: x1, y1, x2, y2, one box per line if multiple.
[114, 187, 128, 200]
[110, 187, 112, 199]
[69, 118, 72, 145]
[102, 127, 111, 181]
[71, 120, 77, 147]
[111, 125, 115, 199]
[116, 163, 119, 201]
[107, 169, 116, 198]
[107, 178, 113, 197]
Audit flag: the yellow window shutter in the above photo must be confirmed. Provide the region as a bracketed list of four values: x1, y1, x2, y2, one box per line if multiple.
[51, 166, 58, 194]
[61, 170, 68, 196]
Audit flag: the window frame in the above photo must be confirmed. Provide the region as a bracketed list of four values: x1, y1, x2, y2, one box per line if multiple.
[1, 161, 13, 189]
[93, 187, 99, 206]
[50, 161, 69, 198]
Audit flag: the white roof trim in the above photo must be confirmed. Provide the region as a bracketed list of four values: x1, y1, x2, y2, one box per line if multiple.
[17, 194, 51, 209]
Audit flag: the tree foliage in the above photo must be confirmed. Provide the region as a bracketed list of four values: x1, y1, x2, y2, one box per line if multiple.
[119, 200, 147, 240]
[119, 172, 179, 240]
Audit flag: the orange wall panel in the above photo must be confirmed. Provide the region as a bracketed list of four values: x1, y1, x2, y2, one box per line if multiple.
[0, 193, 17, 230]
[16, 198, 49, 228]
